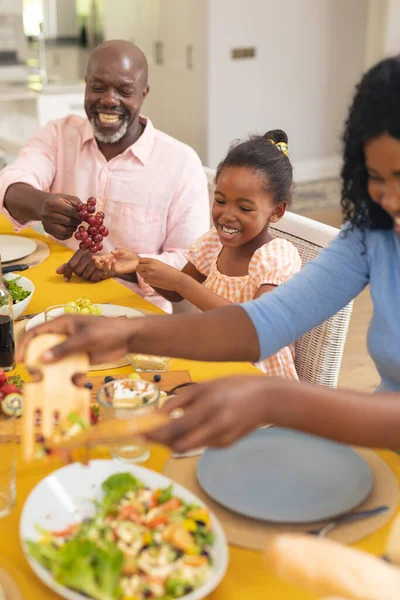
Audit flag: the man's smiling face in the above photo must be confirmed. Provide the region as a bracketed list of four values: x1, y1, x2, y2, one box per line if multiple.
[84, 41, 149, 145]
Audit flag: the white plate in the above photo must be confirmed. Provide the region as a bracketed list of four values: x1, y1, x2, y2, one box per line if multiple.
[26, 304, 145, 331]
[198, 428, 373, 523]
[0, 235, 37, 263]
[20, 460, 228, 600]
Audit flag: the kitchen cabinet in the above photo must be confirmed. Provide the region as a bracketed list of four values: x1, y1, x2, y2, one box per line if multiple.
[36, 89, 86, 126]
[44, 46, 89, 82]
[0, 83, 85, 161]
[122, 0, 208, 162]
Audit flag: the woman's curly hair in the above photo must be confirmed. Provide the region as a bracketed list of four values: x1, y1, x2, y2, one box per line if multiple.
[341, 56, 400, 230]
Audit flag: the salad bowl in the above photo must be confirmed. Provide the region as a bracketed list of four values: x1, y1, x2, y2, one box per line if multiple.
[20, 460, 229, 600]
[3, 273, 34, 320]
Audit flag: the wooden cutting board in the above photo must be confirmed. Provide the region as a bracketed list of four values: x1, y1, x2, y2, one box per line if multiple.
[0, 370, 192, 443]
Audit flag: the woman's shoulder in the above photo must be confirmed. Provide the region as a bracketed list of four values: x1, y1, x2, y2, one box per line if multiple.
[338, 223, 396, 254]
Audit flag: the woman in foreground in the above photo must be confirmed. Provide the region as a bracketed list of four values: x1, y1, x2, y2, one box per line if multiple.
[19, 56, 400, 453]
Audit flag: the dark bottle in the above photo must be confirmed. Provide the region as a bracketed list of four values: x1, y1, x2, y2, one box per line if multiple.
[0, 257, 15, 371]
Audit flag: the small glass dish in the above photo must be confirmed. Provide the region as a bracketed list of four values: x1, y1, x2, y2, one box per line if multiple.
[127, 353, 172, 373]
[96, 378, 160, 463]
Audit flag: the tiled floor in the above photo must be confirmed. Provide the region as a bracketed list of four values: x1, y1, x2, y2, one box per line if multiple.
[299, 183, 378, 392]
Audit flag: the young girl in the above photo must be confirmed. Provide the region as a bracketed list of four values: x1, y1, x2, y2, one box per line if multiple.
[94, 130, 302, 379]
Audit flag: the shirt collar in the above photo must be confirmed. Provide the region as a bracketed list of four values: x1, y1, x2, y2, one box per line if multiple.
[128, 116, 155, 165]
[81, 115, 155, 166]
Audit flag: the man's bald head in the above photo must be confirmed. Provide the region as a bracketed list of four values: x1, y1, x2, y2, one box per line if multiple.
[87, 40, 148, 86]
[84, 40, 150, 147]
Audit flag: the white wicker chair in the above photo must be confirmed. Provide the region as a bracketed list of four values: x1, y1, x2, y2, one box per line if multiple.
[203, 166, 353, 388]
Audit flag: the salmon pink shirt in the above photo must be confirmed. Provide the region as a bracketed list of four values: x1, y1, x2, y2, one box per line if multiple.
[0, 115, 209, 311]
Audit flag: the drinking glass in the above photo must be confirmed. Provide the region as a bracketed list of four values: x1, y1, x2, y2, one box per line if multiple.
[97, 379, 160, 463]
[0, 415, 16, 518]
[44, 304, 78, 322]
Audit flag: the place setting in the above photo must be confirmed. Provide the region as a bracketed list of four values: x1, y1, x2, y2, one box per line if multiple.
[163, 427, 399, 551]
[0, 233, 50, 270]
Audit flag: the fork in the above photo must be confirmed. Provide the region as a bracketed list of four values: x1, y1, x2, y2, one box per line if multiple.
[307, 505, 389, 537]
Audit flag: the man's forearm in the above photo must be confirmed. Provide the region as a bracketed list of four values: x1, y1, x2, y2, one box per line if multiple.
[129, 305, 261, 362]
[267, 378, 400, 449]
[4, 183, 47, 222]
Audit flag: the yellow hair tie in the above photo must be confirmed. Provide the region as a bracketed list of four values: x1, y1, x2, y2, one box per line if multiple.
[268, 139, 289, 156]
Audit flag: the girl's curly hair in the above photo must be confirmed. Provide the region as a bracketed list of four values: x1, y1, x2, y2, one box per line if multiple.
[341, 56, 400, 230]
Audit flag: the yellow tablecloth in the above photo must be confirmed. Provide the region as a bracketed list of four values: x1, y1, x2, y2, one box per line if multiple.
[1, 217, 400, 600]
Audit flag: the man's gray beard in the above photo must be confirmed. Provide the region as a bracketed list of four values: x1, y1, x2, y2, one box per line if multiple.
[90, 116, 129, 144]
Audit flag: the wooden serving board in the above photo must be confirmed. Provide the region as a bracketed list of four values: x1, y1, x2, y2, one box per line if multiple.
[0, 370, 192, 443]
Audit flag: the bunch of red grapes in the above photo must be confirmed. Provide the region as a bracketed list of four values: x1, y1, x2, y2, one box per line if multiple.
[74, 197, 109, 254]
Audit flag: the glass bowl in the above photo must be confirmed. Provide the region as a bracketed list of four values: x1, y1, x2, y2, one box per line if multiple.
[127, 353, 172, 373]
[96, 378, 160, 463]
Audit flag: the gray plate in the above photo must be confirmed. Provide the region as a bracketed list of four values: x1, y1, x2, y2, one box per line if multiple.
[197, 428, 373, 523]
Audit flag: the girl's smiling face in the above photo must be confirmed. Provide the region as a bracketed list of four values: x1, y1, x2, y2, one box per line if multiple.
[365, 133, 400, 236]
[212, 166, 287, 248]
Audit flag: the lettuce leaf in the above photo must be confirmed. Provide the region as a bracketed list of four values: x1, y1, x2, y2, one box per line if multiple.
[27, 538, 123, 600]
[101, 472, 144, 514]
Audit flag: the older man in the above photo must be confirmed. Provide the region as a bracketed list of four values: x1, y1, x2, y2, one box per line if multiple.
[0, 40, 209, 310]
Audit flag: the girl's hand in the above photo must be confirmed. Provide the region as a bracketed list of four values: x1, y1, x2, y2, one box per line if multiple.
[136, 258, 183, 291]
[147, 376, 277, 453]
[92, 254, 115, 272]
[94, 248, 139, 274]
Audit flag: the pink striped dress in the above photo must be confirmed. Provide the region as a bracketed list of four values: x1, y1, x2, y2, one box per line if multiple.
[189, 228, 302, 379]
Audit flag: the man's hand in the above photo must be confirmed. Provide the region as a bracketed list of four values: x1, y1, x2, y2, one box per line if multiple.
[136, 258, 183, 291]
[57, 249, 115, 282]
[41, 193, 82, 240]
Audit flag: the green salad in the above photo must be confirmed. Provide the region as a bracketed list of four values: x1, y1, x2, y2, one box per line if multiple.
[3, 277, 31, 305]
[26, 473, 215, 600]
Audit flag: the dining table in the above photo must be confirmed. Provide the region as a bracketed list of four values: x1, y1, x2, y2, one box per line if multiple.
[1, 214, 400, 600]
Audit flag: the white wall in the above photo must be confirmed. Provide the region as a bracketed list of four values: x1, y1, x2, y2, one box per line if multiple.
[364, 0, 388, 68]
[207, 0, 367, 181]
[0, 0, 23, 14]
[384, 0, 400, 55]
[102, 0, 139, 42]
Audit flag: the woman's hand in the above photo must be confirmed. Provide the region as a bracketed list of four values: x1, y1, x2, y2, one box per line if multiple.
[17, 315, 139, 365]
[93, 248, 140, 274]
[147, 376, 279, 453]
[136, 258, 184, 291]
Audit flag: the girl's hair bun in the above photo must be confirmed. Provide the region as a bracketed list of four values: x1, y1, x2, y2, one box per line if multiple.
[263, 129, 289, 145]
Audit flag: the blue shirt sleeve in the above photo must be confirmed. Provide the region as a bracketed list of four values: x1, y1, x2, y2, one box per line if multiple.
[241, 226, 370, 361]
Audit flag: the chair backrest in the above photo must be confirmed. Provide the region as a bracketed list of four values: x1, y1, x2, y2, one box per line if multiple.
[269, 212, 353, 388]
[204, 166, 216, 227]
[203, 165, 353, 388]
